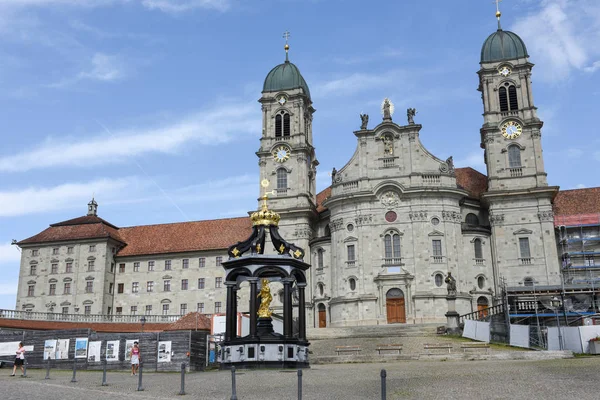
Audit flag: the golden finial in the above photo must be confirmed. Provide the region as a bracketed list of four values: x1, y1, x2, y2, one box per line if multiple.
[251, 179, 280, 226]
[283, 31, 290, 61]
[494, 0, 502, 30]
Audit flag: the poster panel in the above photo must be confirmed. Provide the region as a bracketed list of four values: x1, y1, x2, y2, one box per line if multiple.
[106, 340, 120, 362]
[125, 339, 139, 362]
[87, 341, 102, 363]
[56, 339, 70, 359]
[75, 338, 88, 358]
[0, 342, 21, 357]
[44, 340, 57, 360]
[157, 341, 172, 363]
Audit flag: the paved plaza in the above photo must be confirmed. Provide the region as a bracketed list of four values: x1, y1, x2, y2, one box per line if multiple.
[2, 358, 600, 399]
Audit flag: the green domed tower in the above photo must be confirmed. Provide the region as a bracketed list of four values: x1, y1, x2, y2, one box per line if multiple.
[256, 40, 318, 261]
[478, 8, 561, 291]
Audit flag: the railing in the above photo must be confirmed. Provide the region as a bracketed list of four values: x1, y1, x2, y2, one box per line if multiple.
[346, 260, 356, 267]
[342, 181, 359, 191]
[500, 110, 519, 117]
[381, 158, 395, 168]
[520, 257, 532, 265]
[276, 188, 288, 195]
[422, 175, 441, 184]
[383, 258, 402, 265]
[475, 258, 485, 266]
[460, 303, 506, 323]
[509, 167, 523, 177]
[0, 309, 183, 323]
[431, 256, 444, 264]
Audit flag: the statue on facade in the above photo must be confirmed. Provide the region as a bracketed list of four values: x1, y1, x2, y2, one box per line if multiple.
[446, 156, 455, 173]
[331, 167, 337, 183]
[382, 98, 393, 120]
[445, 272, 457, 296]
[257, 278, 273, 318]
[407, 108, 417, 124]
[360, 113, 369, 130]
[383, 135, 394, 155]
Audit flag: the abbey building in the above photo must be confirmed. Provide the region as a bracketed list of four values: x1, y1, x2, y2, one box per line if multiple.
[13, 18, 599, 327]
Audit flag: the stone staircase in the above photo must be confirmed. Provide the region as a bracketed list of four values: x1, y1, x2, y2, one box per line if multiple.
[307, 323, 440, 340]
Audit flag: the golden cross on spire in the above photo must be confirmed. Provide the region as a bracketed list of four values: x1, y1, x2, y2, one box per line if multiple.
[260, 179, 276, 208]
[282, 31, 290, 61]
[493, 0, 503, 29]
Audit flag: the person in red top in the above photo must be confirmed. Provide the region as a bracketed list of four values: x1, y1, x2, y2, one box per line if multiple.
[129, 342, 141, 376]
[11, 342, 25, 376]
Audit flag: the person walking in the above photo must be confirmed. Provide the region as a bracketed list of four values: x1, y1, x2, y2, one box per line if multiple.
[11, 342, 25, 376]
[130, 341, 141, 376]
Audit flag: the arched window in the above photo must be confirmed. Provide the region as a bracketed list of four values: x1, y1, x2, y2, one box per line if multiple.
[474, 239, 483, 260]
[384, 232, 401, 261]
[276, 168, 287, 189]
[499, 86, 508, 112]
[324, 225, 331, 237]
[434, 273, 443, 287]
[349, 278, 356, 291]
[317, 249, 324, 269]
[283, 113, 290, 136]
[477, 276, 486, 289]
[523, 277, 534, 287]
[317, 283, 324, 297]
[508, 85, 518, 110]
[508, 145, 522, 168]
[275, 111, 291, 137]
[275, 114, 282, 138]
[465, 213, 479, 226]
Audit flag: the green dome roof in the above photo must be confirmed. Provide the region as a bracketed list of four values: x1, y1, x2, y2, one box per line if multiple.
[263, 60, 310, 98]
[481, 29, 528, 63]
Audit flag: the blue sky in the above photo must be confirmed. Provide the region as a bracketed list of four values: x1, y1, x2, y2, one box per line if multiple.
[0, 0, 599, 310]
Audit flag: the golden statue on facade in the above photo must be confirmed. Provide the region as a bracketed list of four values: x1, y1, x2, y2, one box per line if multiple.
[257, 278, 273, 318]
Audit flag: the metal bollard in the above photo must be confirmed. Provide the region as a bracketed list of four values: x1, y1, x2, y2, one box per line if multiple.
[297, 369, 303, 400]
[45, 359, 50, 380]
[230, 366, 238, 400]
[22, 357, 28, 378]
[137, 362, 144, 391]
[178, 362, 186, 395]
[71, 358, 77, 383]
[101, 359, 108, 386]
[380, 369, 387, 400]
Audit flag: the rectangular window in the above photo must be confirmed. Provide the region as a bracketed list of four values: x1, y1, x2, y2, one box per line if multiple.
[145, 305, 152, 315]
[162, 304, 169, 315]
[62, 307, 69, 315]
[197, 303, 204, 313]
[84, 306, 91, 315]
[165, 260, 172, 270]
[519, 238, 531, 259]
[109, 283, 114, 294]
[216, 256, 223, 266]
[119, 263, 126, 273]
[51, 263, 58, 274]
[89, 245, 96, 252]
[67, 247, 73, 254]
[214, 302, 222, 313]
[585, 256, 595, 267]
[182, 259, 189, 269]
[110, 263, 115, 273]
[52, 247, 59, 255]
[88, 260, 95, 271]
[347, 245, 356, 261]
[133, 262, 140, 272]
[65, 262, 73, 273]
[30, 265, 37, 275]
[49, 283, 56, 295]
[132, 282, 139, 293]
[181, 279, 188, 290]
[147, 281, 154, 292]
[180, 303, 187, 315]
[85, 281, 94, 293]
[116, 307, 123, 315]
[64, 283, 71, 294]
[164, 280, 171, 292]
[215, 277, 222, 288]
[117, 283, 124, 294]
[198, 278, 205, 289]
[148, 261, 155, 271]
[31, 249, 39, 256]
[130, 306, 137, 315]
[199, 257, 206, 268]
[432, 240, 443, 256]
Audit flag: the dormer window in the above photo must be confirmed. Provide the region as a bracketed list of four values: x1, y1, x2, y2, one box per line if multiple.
[499, 82, 518, 112]
[275, 111, 290, 137]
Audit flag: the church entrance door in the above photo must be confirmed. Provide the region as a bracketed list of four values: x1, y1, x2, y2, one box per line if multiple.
[477, 297, 489, 319]
[386, 288, 406, 324]
[318, 303, 326, 328]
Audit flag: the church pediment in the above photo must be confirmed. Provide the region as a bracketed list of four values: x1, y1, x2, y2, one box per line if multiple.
[428, 230, 445, 237]
[162, 274, 173, 279]
[513, 228, 533, 235]
[343, 236, 358, 243]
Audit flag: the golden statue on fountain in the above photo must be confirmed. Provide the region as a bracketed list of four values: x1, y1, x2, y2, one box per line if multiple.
[257, 278, 273, 318]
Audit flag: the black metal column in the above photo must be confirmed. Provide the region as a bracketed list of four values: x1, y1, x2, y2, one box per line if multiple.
[249, 278, 258, 339]
[283, 279, 293, 338]
[297, 283, 307, 341]
[225, 283, 235, 341]
[231, 285, 238, 339]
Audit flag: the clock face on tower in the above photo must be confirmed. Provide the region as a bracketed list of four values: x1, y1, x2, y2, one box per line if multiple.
[501, 120, 523, 140]
[273, 146, 290, 163]
[498, 66, 511, 77]
[277, 96, 287, 106]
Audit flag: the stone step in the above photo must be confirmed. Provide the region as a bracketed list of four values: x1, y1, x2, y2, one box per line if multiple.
[307, 323, 440, 340]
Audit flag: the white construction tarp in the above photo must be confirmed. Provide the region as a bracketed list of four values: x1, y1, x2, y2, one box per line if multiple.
[462, 320, 490, 342]
[509, 324, 530, 348]
[548, 325, 600, 353]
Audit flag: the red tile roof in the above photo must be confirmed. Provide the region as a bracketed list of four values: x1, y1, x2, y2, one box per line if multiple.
[18, 216, 125, 246]
[455, 167, 488, 199]
[553, 187, 600, 226]
[316, 187, 331, 213]
[164, 312, 211, 331]
[117, 217, 253, 257]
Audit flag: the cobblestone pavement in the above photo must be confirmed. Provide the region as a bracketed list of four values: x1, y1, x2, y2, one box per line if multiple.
[2, 358, 600, 399]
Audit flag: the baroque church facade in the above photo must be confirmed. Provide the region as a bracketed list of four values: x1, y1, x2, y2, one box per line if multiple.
[14, 18, 570, 327]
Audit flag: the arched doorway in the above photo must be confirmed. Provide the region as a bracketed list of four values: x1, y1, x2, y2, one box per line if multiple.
[477, 296, 489, 318]
[318, 303, 327, 328]
[386, 288, 406, 324]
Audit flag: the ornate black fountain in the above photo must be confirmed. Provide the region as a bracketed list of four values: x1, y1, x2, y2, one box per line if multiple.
[219, 185, 310, 368]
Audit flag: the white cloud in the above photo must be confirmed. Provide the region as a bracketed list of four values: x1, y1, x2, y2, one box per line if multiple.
[0, 101, 259, 172]
[0, 243, 21, 264]
[0, 178, 137, 217]
[511, 0, 600, 80]
[313, 70, 408, 98]
[0, 0, 230, 12]
[48, 52, 126, 88]
[141, 0, 230, 13]
[576, 184, 587, 189]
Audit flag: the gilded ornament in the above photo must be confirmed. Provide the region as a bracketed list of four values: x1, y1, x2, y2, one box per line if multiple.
[257, 278, 273, 318]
